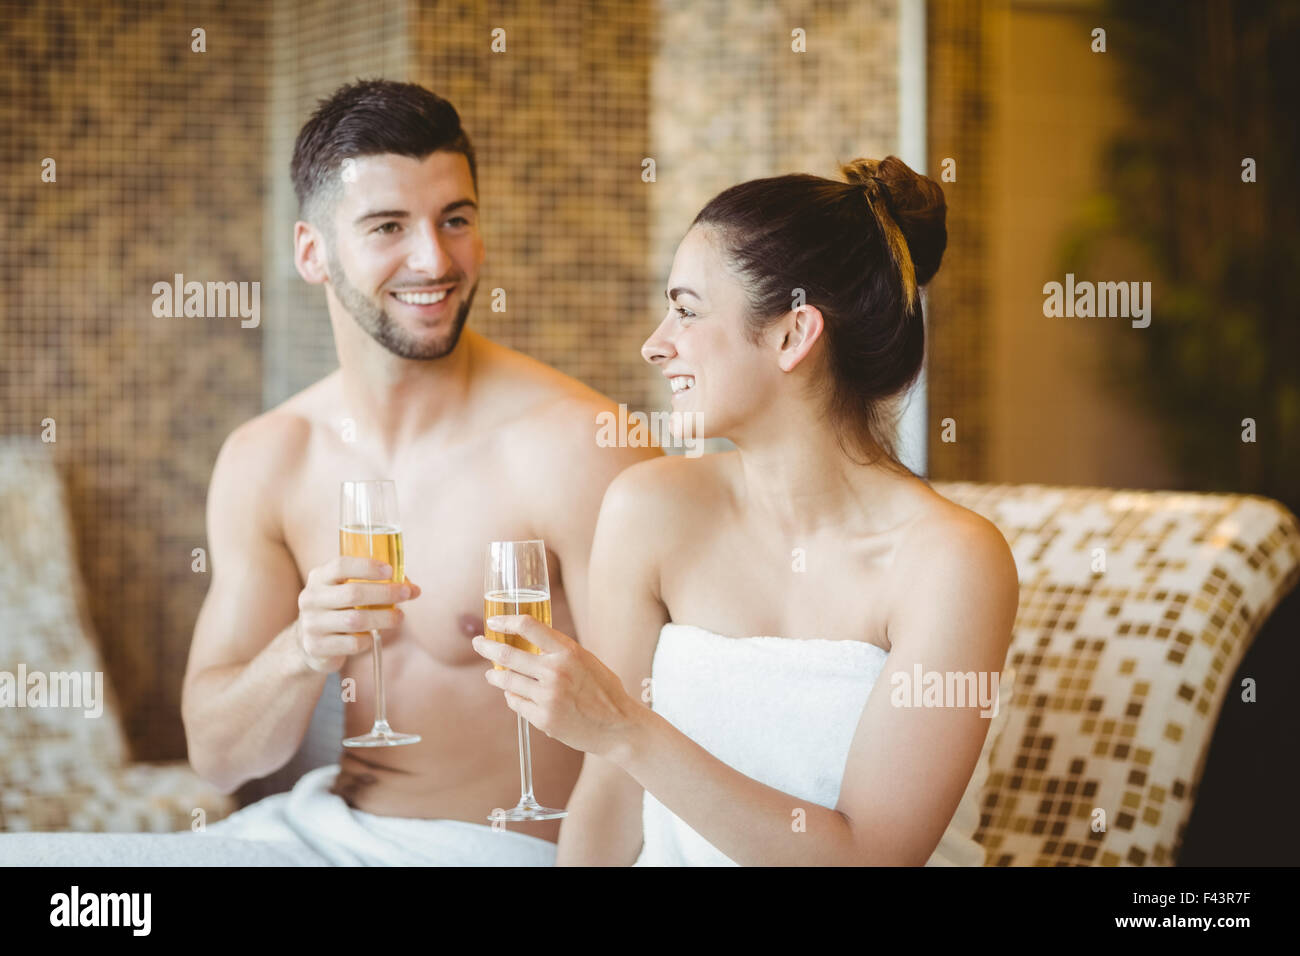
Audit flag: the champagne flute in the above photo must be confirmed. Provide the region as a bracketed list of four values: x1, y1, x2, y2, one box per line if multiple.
[340, 479, 421, 748]
[484, 539, 566, 821]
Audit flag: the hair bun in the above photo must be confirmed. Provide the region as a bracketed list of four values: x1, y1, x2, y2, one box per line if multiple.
[841, 155, 947, 287]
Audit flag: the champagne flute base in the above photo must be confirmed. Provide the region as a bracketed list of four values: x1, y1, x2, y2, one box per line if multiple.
[488, 801, 568, 823]
[343, 720, 421, 748]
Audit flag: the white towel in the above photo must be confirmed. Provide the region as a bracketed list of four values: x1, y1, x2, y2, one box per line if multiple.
[0, 765, 555, 866]
[633, 623, 1013, 866]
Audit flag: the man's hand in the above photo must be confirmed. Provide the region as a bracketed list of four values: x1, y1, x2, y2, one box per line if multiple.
[295, 556, 422, 673]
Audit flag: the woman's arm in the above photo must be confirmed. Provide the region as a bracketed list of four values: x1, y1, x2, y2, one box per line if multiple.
[605, 512, 1019, 866]
[478, 494, 1018, 866]
[553, 463, 669, 866]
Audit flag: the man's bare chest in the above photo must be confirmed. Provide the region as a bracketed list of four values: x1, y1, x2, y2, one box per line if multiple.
[277, 439, 563, 668]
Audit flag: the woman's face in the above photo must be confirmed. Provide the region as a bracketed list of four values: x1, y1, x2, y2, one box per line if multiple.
[641, 226, 784, 442]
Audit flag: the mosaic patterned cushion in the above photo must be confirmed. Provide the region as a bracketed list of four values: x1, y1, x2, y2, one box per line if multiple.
[0, 437, 235, 832]
[932, 482, 1300, 866]
[0, 760, 233, 834]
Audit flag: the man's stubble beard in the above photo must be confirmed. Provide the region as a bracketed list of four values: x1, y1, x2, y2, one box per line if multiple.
[326, 247, 477, 360]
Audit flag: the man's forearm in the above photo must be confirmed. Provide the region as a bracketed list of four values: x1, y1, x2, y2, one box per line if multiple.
[184, 620, 329, 793]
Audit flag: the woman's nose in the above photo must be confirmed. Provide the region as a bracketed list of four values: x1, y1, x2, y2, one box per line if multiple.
[641, 317, 675, 365]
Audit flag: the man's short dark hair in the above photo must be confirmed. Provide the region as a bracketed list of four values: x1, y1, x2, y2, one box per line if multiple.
[290, 78, 478, 229]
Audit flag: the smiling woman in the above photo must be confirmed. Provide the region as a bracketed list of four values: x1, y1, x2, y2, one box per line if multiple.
[471, 155, 1020, 867]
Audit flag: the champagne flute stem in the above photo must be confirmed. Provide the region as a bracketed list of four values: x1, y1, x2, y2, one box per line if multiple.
[371, 628, 386, 726]
[517, 712, 537, 804]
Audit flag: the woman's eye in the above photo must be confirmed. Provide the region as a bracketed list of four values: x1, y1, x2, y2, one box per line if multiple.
[675, 306, 695, 320]
[374, 222, 400, 235]
[445, 216, 470, 228]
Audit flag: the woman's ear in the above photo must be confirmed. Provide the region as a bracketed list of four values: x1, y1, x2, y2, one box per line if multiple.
[776, 304, 825, 372]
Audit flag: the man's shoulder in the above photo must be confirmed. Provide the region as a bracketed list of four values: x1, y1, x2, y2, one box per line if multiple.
[479, 336, 605, 401]
[476, 337, 625, 453]
[213, 373, 338, 486]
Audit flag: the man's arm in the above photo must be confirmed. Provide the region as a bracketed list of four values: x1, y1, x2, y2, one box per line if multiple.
[181, 417, 330, 793]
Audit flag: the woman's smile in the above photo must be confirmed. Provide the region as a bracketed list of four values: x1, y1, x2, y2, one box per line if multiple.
[669, 374, 696, 399]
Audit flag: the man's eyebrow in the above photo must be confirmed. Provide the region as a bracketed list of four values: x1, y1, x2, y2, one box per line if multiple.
[354, 208, 407, 225]
[440, 198, 477, 217]
[666, 287, 700, 301]
[353, 198, 478, 226]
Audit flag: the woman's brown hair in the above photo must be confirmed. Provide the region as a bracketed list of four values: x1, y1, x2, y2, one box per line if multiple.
[691, 155, 947, 471]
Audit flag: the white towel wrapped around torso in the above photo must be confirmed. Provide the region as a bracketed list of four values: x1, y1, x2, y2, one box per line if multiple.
[632, 623, 1012, 867]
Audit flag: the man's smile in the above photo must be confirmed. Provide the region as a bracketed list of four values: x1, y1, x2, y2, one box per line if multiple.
[388, 284, 457, 316]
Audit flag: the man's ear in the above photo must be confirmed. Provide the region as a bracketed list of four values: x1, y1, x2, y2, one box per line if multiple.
[776, 304, 825, 372]
[294, 221, 330, 286]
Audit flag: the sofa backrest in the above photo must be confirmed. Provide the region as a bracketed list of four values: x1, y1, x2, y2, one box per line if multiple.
[0, 438, 130, 815]
[933, 481, 1300, 865]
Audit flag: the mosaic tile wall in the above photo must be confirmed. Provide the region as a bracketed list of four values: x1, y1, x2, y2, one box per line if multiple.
[924, 0, 992, 481]
[649, 0, 901, 424]
[0, 0, 268, 759]
[263, 0, 411, 405]
[410, 0, 656, 411]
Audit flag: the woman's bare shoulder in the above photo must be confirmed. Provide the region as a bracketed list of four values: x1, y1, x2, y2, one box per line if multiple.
[605, 450, 733, 504]
[596, 451, 733, 545]
[893, 488, 1020, 605]
[590, 453, 733, 609]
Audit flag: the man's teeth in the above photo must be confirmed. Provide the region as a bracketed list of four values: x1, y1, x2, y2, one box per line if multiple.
[393, 289, 450, 305]
[670, 376, 695, 393]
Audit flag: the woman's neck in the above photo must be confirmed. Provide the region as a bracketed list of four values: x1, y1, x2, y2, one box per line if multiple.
[729, 422, 924, 539]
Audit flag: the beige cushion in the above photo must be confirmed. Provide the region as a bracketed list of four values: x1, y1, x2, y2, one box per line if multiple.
[933, 482, 1300, 865]
[0, 438, 128, 777]
[0, 437, 234, 832]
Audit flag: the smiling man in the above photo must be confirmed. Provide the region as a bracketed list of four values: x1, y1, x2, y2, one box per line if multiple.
[0, 79, 658, 866]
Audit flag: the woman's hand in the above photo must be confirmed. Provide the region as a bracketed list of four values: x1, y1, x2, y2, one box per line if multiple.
[471, 615, 643, 759]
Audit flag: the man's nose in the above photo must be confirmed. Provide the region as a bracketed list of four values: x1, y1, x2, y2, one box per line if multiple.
[641, 316, 676, 365]
[408, 223, 454, 278]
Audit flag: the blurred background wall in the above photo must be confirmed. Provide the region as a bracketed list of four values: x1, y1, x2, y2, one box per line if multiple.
[264, 0, 411, 404]
[926, 0, 994, 479]
[928, 0, 1296, 500]
[928, 0, 1183, 487]
[927, 0, 1177, 486]
[1, 0, 268, 758]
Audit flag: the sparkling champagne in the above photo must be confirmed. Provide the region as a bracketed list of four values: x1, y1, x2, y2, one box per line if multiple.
[484, 588, 550, 670]
[339, 524, 404, 609]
